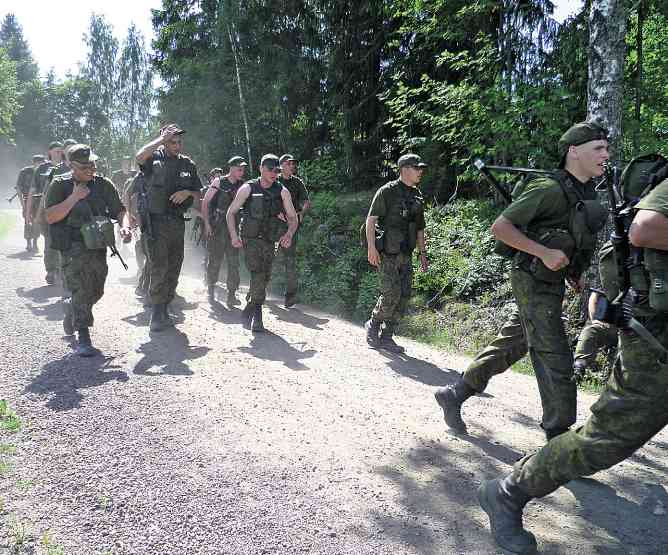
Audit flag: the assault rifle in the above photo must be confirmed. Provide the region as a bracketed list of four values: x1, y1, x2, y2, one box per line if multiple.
[7, 191, 19, 203]
[473, 159, 554, 204]
[135, 174, 153, 240]
[592, 163, 668, 359]
[109, 241, 129, 271]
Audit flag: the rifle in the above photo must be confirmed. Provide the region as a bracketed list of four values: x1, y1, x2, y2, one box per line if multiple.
[109, 242, 129, 270]
[592, 163, 668, 359]
[473, 159, 554, 204]
[136, 175, 153, 240]
[7, 191, 19, 203]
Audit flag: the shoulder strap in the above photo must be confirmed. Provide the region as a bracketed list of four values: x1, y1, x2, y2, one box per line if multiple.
[553, 171, 585, 207]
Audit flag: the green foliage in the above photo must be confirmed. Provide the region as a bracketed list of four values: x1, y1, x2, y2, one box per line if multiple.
[0, 48, 18, 140]
[0, 400, 21, 433]
[299, 156, 345, 192]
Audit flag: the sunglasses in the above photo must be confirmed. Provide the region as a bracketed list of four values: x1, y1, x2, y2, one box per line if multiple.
[265, 165, 281, 173]
[71, 161, 96, 171]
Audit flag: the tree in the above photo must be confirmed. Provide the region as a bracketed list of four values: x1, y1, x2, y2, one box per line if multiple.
[0, 14, 38, 85]
[0, 48, 19, 140]
[587, 0, 628, 157]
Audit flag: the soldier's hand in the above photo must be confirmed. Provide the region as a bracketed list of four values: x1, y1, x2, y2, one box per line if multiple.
[204, 224, 213, 238]
[277, 213, 287, 222]
[231, 236, 243, 249]
[120, 227, 132, 243]
[278, 233, 292, 249]
[71, 184, 90, 201]
[160, 124, 182, 141]
[368, 246, 380, 268]
[170, 190, 191, 205]
[541, 248, 569, 271]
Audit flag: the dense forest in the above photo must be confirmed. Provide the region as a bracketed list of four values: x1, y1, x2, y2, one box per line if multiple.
[2, 0, 668, 381]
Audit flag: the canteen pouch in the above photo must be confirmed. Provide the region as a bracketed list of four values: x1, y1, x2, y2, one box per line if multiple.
[518, 228, 575, 283]
[643, 249, 668, 312]
[570, 199, 608, 250]
[383, 228, 404, 255]
[494, 240, 517, 259]
[80, 216, 115, 250]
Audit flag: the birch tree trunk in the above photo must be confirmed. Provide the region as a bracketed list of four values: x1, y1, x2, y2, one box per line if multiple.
[226, 22, 253, 172]
[587, 0, 628, 158]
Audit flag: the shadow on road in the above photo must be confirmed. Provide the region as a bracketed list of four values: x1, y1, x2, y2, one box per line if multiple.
[25, 355, 129, 411]
[133, 328, 210, 376]
[266, 301, 330, 331]
[5, 250, 37, 261]
[16, 285, 62, 303]
[239, 331, 317, 371]
[380, 350, 460, 387]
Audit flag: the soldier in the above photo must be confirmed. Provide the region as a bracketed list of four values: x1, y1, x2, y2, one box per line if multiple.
[111, 156, 136, 196]
[35, 139, 77, 286]
[226, 154, 298, 332]
[275, 154, 311, 308]
[201, 156, 247, 306]
[572, 290, 618, 377]
[135, 123, 201, 332]
[15, 155, 45, 252]
[434, 122, 609, 440]
[123, 172, 150, 296]
[477, 160, 668, 555]
[45, 145, 131, 356]
[27, 142, 64, 279]
[365, 154, 429, 353]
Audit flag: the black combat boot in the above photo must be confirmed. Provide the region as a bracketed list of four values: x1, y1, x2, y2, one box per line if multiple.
[227, 290, 240, 307]
[478, 474, 537, 554]
[63, 301, 74, 336]
[241, 303, 254, 330]
[75, 328, 97, 357]
[543, 426, 570, 441]
[207, 284, 216, 303]
[32, 238, 39, 253]
[25, 239, 32, 252]
[251, 304, 265, 332]
[434, 376, 476, 434]
[45, 272, 56, 285]
[162, 303, 175, 327]
[284, 293, 297, 308]
[150, 303, 167, 332]
[378, 323, 405, 353]
[365, 319, 381, 347]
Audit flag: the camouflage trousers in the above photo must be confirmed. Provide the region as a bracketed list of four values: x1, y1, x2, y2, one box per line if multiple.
[244, 237, 275, 305]
[145, 216, 185, 305]
[61, 244, 108, 329]
[463, 268, 575, 433]
[573, 320, 618, 367]
[513, 316, 668, 498]
[206, 230, 240, 293]
[136, 234, 150, 292]
[275, 230, 299, 296]
[43, 226, 60, 275]
[371, 252, 413, 325]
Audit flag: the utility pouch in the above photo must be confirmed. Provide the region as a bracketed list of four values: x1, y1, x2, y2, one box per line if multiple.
[147, 162, 168, 214]
[494, 240, 517, 259]
[240, 217, 261, 239]
[268, 217, 287, 242]
[519, 228, 575, 283]
[81, 216, 115, 250]
[571, 199, 607, 250]
[643, 249, 668, 312]
[248, 193, 266, 219]
[359, 222, 384, 251]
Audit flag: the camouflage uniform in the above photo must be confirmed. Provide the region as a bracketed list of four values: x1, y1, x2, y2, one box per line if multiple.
[573, 320, 618, 369]
[461, 173, 600, 436]
[368, 179, 425, 326]
[15, 166, 37, 244]
[206, 177, 241, 294]
[124, 174, 149, 292]
[275, 173, 309, 300]
[510, 177, 668, 497]
[46, 173, 123, 330]
[140, 147, 200, 306]
[241, 178, 285, 306]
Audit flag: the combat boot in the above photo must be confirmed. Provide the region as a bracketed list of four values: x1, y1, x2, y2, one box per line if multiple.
[45, 272, 56, 285]
[75, 328, 97, 357]
[543, 426, 570, 441]
[207, 284, 216, 303]
[284, 293, 297, 308]
[25, 239, 31, 252]
[163, 303, 175, 327]
[365, 319, 381, 347]
[150, 303, 167, 332]
[478, 475, 537, 554]
[251, 304, 265, 332]
[227, 290, 240, 307]
[32, 239, 39, 253]
[434, 376, 476, 434]
[63, 302, 74, 336]
[378, 323, 405, 353]
[241, 303, 254, 330]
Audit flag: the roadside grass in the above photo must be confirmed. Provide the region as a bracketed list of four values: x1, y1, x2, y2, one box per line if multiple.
[40, 530, 66, 555]
[0, 213, 15, 242]
[0, 400, 22, 433]
[8, 514, 33, 552]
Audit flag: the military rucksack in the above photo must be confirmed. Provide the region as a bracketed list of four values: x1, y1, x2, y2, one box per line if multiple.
[618, 153, 668, 205]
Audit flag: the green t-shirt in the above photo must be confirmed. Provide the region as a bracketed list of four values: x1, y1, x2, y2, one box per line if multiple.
[368, 179, 426, 231]
[277, 174, 309, 211]
[636, 178, 668, 217]
[46, 175, 123, 229]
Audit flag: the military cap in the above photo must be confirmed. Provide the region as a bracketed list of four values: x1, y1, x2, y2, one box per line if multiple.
[32, 154, 46, 162]
[48, 141, 64, 150]
[63, 139, 77, 147]
[208, 167, 224, 176]
[279, 154, 296, 164]
[260, 154, 280, 169]
[398, 153, 428, 168]
[558, 122, 608, 157]
[228, 156, 248, 167]
[68, 144, 99, 164]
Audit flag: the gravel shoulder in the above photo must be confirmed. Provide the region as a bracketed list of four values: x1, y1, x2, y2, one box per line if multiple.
[1, 207, 667, 554]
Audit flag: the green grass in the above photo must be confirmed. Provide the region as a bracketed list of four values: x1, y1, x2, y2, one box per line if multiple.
[0, 444, 16, 455]
[0, 400, 22, 433]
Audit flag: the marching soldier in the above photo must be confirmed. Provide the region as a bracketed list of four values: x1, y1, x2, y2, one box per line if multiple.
[226, 154, 298, 332]
[15, 154, 45, 252]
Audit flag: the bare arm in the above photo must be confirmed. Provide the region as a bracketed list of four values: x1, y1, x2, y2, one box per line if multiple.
[226, 184, 251, 248]
[201, 179, 220, 233]
[491, 215, 569, 271]
[366, 215, 380, 267]
[417, 229, 428, 272]
[629, 209, 668, 250]
[46, 184, 90, 224]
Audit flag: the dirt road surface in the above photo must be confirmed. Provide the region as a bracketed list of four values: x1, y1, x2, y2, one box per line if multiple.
[0, 207, 667, 554]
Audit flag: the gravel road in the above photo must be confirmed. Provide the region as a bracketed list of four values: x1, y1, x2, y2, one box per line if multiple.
[0, 207, 667, 555]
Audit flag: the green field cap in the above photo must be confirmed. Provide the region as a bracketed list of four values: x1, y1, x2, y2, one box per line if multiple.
[398, 153, 428, 168]
[68, 144, 99, 164]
